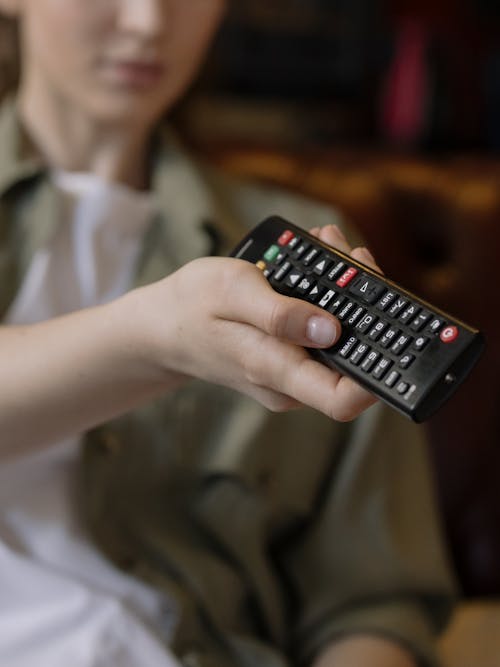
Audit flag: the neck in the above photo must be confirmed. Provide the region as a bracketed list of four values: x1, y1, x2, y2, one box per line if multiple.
[18, 77, 153, 189]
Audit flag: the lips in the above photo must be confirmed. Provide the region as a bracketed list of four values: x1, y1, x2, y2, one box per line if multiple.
[103, 59, 166, 88]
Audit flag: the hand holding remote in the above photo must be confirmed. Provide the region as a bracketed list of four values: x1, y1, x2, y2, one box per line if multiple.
[137, 230, 379, 421]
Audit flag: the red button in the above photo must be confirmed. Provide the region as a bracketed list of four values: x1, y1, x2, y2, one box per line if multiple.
[278, 230, 295, 246]
[440, 325, 459, 343]
[336, 267, 358, 288]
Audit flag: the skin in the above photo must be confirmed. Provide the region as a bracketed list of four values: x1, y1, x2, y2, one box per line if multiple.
[0, 2, 416, 665]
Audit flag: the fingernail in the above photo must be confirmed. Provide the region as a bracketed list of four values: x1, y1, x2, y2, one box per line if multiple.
[306, 316, 339, 346]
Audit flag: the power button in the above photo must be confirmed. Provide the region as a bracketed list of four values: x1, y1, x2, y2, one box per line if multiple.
[440, 325, 459, 343]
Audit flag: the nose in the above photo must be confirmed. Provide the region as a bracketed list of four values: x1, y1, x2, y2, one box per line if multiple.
[118, 0, 168, 39]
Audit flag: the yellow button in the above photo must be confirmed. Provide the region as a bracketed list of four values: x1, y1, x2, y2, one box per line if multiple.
[256, 260, 266, 271]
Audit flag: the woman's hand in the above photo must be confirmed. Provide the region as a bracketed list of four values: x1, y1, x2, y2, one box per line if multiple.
[132, 224, 380, 422]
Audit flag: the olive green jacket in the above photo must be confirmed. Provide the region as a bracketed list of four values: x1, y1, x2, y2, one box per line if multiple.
[0, 100, 457, 667]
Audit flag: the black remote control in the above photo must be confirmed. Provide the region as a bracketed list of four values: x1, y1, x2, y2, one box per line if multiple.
[231, 215, 485, 422]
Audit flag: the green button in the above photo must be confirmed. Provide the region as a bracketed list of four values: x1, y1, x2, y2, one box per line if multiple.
[263, 244, 280, 262]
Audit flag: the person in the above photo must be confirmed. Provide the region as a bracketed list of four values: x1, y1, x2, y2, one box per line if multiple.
[0, 2, 456, 667]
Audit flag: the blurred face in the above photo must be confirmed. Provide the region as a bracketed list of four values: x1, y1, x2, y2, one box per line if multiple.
[13, 0, 225, 126]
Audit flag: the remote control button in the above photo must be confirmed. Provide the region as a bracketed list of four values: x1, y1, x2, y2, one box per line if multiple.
[412, 335, 429, 351]
[376, 291, 397, 311]
[368, 320, 388, 341]
[396, 380, 410, 395]
[308, 284, 326, 303]
[391, 334, 412, 355]
[426, 317, 445, 334]
[297, 276, 315, 295]
[327, 261, 346, 282]
[410, 310, 432, 331]
[319, 289, 336, 308]
[328, 295, 345, 314]
[274, 251, 287, 265]
[278, 230, 295, 246]
[399, 353, 415, 369]
[347, 306, 366, 327]
[273, 261, 292, 282]
[388, 296, 408, 317]
[380, 327, 400, 348]
[349, 274, 386, 304]
[357, 313, 378, 333]
[256, 260, 266, 271]
[361, 350, 380, 372]
[263, 245, 280, 262]
[339, 336, 358, 358]
[337, 300, 355, 321]
[350, 342, 369, 365]
[263, 267, 274, 279]
[336, 267, 359, 288]
[293, 241, 310, 259]
[312, 256, 332, 276]
[285, 270, 303, 288]
[399, 303, 420, 324]
[303, 247, 320, 266]
[385, 370, 401, 388]
[287, 236, 300, 249]
[440, 325, 459, 343]
[373, 357, 392, 379]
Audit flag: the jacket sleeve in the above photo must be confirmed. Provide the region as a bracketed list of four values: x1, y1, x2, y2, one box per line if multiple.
[276, 403, 458, 667]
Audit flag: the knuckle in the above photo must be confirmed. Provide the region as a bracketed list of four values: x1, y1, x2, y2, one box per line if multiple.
[266, 299, 290, 338]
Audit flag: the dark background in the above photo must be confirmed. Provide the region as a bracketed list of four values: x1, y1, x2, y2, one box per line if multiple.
[180, 0, 500, 154]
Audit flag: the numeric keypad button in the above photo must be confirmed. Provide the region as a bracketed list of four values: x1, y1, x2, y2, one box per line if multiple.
[380, 327, 400, 348]
[388, 296, 408, 317]
[372, 357, 392, 380]
[399, 303, 420, 324]
[350, 342, 369, 365]
[412, 336, 429, 352]
[361, 350, 380, 372]
[368, 320, 388, 341]
[391, 334, 412, 355]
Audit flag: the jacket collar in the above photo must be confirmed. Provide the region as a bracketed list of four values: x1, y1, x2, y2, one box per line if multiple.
[0, 97, 46, 196]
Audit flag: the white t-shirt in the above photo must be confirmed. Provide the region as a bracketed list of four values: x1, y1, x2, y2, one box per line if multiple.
[0, 172, 181, 667]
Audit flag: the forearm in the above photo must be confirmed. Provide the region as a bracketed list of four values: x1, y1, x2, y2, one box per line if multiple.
[0, 291, 183, 457]
[312, 635, 418, 667]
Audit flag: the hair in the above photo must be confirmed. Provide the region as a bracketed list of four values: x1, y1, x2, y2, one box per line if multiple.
[0, 12, 19, 101]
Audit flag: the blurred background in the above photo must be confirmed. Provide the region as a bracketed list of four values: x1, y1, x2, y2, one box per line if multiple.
[2, 0, 500, 627]
[173, 0, 500, 608]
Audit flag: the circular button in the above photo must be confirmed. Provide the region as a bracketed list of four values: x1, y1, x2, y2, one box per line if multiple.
[440, 325, 459, 343]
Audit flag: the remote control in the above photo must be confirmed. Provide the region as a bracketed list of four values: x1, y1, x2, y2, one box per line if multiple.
[231, 215, 485, 422]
